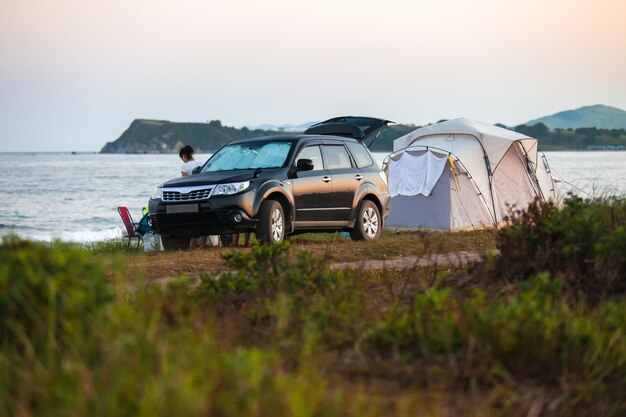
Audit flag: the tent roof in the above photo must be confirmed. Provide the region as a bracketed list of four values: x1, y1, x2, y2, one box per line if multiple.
[393, 118, 538, 167]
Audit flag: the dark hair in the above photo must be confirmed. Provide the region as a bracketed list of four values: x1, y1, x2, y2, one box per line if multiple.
[179, 145, 194, 158]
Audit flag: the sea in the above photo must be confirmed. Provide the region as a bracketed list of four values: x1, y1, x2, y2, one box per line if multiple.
[1, 151, 625, 243]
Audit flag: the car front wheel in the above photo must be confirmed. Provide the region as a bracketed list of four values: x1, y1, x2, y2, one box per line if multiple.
[350, 200, 381, 241]
[256, 200, 285, 244]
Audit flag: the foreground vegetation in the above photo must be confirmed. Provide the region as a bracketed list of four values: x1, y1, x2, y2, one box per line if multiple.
[1, 197, 625, 416]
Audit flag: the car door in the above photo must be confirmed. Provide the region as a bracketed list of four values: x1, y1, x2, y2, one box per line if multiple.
[321, 144, 361, 221]
[291, 144, 334, 222]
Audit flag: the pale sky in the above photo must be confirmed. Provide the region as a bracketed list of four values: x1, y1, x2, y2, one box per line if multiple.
[1, 0, 625, 152]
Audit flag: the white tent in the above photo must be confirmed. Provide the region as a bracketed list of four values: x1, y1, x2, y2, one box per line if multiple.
[384, 118, 561, 231]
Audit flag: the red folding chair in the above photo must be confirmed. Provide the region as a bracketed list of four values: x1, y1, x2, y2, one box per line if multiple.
[117, 206, 144, 247]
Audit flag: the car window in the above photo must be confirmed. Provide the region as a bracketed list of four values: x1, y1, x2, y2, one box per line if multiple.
[322, 145, 352, 170]
[202, 141, 293, 171]
[295, 145, 323, 170]
[346, 142, 374, 168]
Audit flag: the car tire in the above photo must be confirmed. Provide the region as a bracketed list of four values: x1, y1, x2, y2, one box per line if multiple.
[256, 200, 285, 244]
[160, 235, 190, 250]
[350, 200, 381, 241]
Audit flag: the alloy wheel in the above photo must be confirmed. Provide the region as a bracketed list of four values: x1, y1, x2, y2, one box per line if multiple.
[363, 207, 378, 238]
[271, 208, 283, 241]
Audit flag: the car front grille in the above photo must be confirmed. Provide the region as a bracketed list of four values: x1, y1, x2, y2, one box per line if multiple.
[163, 188, 212, 202]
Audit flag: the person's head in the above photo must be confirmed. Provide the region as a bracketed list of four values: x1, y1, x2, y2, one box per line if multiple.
[179, 145, 195, 162]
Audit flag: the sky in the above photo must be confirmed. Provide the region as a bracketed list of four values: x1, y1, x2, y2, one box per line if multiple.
[1, 0, 625, 152]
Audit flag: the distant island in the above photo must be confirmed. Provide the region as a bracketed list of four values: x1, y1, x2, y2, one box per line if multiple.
[510, 104, 626, 150]
[525, 104, 626, 130]
[100, 119, 291, 154]
[101, 104, 626, 154]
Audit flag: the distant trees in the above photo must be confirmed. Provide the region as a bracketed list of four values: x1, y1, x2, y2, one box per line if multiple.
[512, 124, 626, 150]
[101, 119, 626, 154]
[374, 122, 626, 152]
[514, 123, 549, 138]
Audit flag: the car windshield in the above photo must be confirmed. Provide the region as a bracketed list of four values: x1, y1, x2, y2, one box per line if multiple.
[201, 141, 294, 172]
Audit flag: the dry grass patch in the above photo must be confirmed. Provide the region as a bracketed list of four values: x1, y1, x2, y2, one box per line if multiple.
[98, 230, 496, 282]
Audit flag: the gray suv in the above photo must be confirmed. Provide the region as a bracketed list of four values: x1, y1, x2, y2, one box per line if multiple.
[149, 117, 391, 249]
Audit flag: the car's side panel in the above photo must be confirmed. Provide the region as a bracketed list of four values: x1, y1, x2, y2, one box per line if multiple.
[321, 144, 360, 221]
[350, 181, 389, 224]
[291, 170, 334, 221]
[289, 143, 335, 222]
[292, 220, 353, 230]
[327, 168, 361, 221]
[256, 180, 295, 217]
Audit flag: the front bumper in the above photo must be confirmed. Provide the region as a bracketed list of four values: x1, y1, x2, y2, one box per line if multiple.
[149, 190, 259, 238]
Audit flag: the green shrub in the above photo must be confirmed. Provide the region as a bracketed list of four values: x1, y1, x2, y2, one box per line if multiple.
[0, 236, 113, 351]
[201, 241, 339, 302]
[494, 197, 626, 300]
[83, 295, 368, 417]
[0, 239, 381, 417]
[200, 242, 367, 354]
[362, 275, 626, 411]
[2, 234, 624, 416]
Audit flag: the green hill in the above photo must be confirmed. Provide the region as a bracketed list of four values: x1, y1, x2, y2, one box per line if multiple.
[100, 118, 416, 154]
[100, 119, 288, 154]
[525, 104, 626, 129]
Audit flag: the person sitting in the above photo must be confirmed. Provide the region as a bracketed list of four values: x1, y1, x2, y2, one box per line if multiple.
[177, 145, 218, 248]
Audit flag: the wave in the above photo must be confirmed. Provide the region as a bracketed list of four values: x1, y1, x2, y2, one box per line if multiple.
[0, 222, 39, 231]
[0, 226, 124, 244]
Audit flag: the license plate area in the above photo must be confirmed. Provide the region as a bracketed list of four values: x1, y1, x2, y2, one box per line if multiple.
[166, 204, 199, 214]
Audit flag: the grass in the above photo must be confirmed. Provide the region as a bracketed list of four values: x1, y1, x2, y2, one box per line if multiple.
[107, 229, 497, 283]
[0, 199, 624, 416]
[81, 238, 144, 253]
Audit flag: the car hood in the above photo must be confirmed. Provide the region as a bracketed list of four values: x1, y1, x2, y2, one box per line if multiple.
[160, 169, 273, 188]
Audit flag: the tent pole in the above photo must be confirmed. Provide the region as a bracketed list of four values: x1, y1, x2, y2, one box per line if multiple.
[483, 154, 499, 228]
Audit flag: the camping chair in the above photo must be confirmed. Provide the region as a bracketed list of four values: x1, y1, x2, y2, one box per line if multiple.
[117, 206, 144, 247]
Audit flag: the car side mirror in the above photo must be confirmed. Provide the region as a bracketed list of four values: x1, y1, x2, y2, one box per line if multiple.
[191, 166, 202, 175]
[296, 158, 314, 171]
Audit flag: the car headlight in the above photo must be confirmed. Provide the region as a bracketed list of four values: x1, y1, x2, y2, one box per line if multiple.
[151, 187, 163, 199]
[212, 181, 250, 196]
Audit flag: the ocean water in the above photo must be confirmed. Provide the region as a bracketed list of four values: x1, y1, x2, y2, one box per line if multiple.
[1, 151, 624, 243]
[0, 152, 211, 243]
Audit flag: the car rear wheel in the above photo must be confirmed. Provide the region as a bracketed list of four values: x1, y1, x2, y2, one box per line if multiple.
[256, 200, 285, 244]
[160, 235, 190, 250]
[350, 200, 381, 241]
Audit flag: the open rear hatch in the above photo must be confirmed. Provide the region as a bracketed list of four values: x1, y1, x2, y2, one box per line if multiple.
[304, 116, 392, 141]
